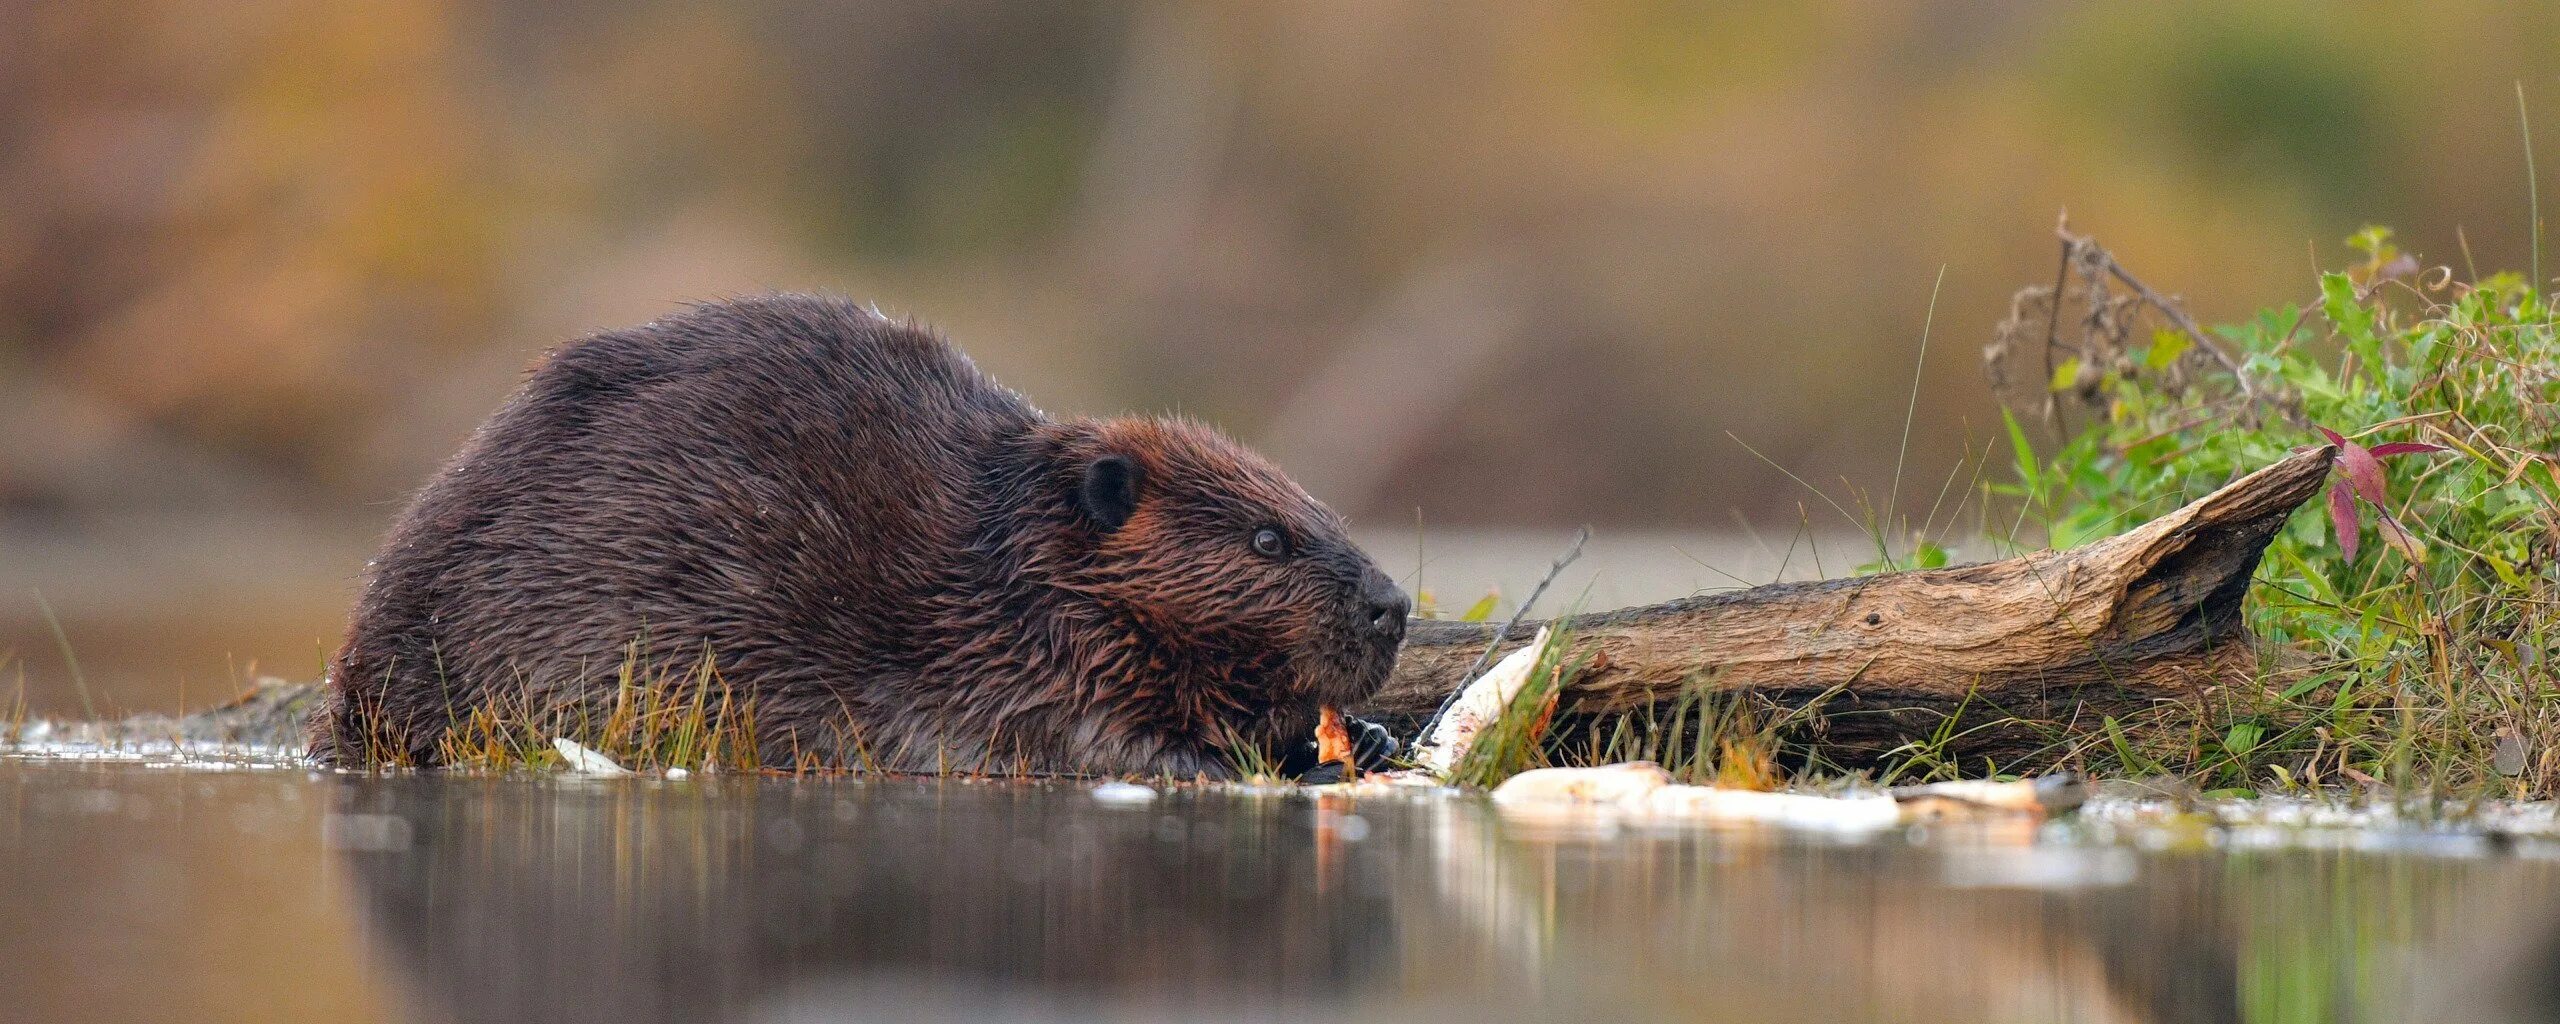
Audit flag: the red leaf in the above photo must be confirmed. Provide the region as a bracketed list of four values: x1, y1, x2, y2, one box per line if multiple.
[2334, 438, 2391, 508]
[2314, 427, 2442, 564]
[2327, 480, 2360, 562]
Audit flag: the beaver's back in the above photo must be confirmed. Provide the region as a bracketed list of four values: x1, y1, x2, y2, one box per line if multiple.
[314, 296, 1040, 765]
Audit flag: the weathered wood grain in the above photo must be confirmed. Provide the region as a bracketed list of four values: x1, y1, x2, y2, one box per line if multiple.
[1354, 447, 2336, 766]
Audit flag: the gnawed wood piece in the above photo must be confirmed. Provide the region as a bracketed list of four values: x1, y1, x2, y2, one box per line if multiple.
[1407, 626, 1551, 774]
[1356, 447, 2338, 768]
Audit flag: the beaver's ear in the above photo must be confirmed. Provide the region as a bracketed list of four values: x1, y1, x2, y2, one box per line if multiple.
[1078, 454, 1143, 532]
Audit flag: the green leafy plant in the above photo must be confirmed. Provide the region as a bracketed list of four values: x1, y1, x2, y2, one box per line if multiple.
[1986, 225, 2560, 795]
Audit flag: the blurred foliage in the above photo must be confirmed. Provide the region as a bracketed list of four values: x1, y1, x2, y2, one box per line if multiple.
[6, 0, 2556, 526]
[3, 0, 2558, 708]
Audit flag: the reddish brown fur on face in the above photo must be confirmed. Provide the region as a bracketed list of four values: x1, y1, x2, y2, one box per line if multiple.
[308, 295, 1407, 775]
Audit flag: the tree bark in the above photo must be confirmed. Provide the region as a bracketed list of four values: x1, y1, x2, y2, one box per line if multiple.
[1354, 447, 2337, 767]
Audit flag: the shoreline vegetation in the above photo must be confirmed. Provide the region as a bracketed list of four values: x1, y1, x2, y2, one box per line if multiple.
[1463, 223, 2559, 802]
[8, 225, 2560, 807]
[1974, 224, 2558, 801]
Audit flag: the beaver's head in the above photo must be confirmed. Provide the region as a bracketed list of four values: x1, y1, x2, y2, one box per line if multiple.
[1034, 417, 1409, 721]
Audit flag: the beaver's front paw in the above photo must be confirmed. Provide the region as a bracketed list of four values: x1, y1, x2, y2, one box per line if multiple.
[1282, 714, 1402, 782]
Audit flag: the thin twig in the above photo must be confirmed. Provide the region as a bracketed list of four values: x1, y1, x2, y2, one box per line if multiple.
[1414, 526, 1591, 742]
[1467, 525, 1590, 680]
[2040, 210, 2071, 425]
[2521, 81, 2543, 289]
[33, 591, 96, 721]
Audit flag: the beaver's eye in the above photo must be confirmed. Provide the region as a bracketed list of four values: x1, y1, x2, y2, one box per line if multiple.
[1250, 527, 1290, 559]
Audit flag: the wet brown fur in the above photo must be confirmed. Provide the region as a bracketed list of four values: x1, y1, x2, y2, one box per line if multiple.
[308, 295, 1407, 775]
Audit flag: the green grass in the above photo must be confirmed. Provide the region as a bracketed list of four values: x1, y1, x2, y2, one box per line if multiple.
[1215, 720, 1289, 783]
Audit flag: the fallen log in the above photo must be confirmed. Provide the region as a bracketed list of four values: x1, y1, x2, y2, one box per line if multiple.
[1354, 446, 2337, 767]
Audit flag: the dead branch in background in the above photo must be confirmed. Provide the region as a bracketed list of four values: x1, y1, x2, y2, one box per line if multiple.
[1987, 215, 2291, 433]
[2061, 217, 2262, 404]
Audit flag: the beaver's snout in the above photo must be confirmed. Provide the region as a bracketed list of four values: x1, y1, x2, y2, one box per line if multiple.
[1357, 568, 1411, 643]
[1301, 560, 1407, 706]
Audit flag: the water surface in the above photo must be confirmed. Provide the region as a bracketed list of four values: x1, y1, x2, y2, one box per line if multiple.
[5, 753, 2558, 1023]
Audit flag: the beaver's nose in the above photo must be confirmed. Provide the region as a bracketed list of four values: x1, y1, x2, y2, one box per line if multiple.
[1361, 575, 1411, 638]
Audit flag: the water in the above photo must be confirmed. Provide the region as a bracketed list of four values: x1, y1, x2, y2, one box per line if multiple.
[7, 754, 2560, 1023]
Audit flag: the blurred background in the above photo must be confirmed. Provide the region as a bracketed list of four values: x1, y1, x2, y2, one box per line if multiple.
[3, 0, 2555, 715]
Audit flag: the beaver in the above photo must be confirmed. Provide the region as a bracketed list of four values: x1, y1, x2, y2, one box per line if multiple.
[308, 295, 1410, 775]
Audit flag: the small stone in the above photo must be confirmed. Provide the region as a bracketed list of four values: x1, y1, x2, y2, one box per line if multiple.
[2494, 728, 2529, 778]
[1091, 781, 1158, 805]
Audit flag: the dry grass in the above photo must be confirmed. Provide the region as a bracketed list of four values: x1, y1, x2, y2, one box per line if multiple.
[443, 650, 760, 772]
[5, 654, 26, 746]
[330, 645, 764, 773]
[1558, 675, 1797, 790]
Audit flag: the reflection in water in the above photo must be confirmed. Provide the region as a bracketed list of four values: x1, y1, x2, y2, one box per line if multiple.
[7, 758, 2560, 1023]
[334, 777, 1404, 1021]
